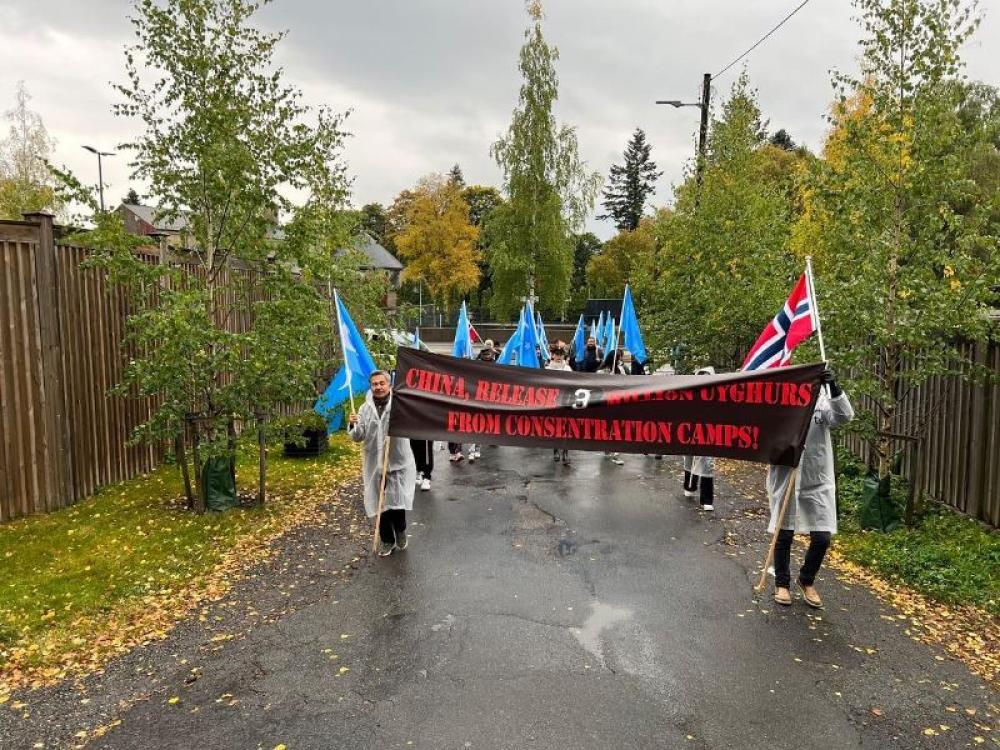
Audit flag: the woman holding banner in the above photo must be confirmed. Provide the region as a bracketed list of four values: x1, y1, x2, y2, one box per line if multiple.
[546, 341, 573, 464]
[768, 369, 853, 607]
[349, 371, 417, 557]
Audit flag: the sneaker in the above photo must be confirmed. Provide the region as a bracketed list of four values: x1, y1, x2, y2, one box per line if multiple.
[553, 451, 561, 461]
[420, 477, 431, 491]
[472, 450, 482, 459]
[415, 472, 423, 486]
[611, 454, 624, 466]
[684, 490, 697, 498]
[468, 452, 476, 463]
[450, 453, 464, 463]
[699, 504, 714, 512]
[377, 540, 394, 557]
[395, 530, 408, 551]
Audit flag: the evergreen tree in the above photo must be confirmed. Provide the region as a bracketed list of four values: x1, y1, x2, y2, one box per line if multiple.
[599, 127, 662, 231]
[447, 163, 465, 188]
[768, 128, 796, 151]
[122, 188, 142, 205]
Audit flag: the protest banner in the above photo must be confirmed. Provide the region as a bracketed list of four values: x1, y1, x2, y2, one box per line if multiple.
[389, 348, 826, 467]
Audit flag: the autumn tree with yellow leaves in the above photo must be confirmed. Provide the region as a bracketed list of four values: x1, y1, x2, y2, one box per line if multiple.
[792, 0, 999, 483]
[394, 174, 481, 314]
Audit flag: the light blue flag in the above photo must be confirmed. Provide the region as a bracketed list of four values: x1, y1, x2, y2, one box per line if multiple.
[599, 312, 612, 352]
[620, 284, 648, 364]
[316, 291, 377, 432]
[498, 308, 524, 365]
[412, 327, 421, 349]
[572, 314, 586, 360]
[452, 301, 474, 358]
[535, 311, 550, 362]
[595, 311, 605, 348]
[589, 320, 598, 340]
[517, 303, 541, 368]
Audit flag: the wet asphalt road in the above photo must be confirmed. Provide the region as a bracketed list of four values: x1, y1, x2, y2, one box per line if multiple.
[8, 447, 996, 749]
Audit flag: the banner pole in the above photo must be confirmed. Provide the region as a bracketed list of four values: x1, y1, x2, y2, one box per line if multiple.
[754, 467, 800, 595]
[333, 288, 357, 416]
[371, 433, 392, 554]
[804, 256, 827, 364]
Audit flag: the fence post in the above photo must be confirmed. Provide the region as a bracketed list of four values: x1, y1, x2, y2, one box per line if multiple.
[967, 341, 988, 522]
[22, 212, 73, 510]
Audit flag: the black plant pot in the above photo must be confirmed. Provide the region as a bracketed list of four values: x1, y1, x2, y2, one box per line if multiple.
[283, 427, 329, 458]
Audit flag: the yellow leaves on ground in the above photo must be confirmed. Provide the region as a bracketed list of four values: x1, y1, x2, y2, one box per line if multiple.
[0, 438, 363, 695]
[828, 552, 1000, 687]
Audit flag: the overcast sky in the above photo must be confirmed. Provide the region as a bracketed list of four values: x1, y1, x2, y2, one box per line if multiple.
[2, 0, 999, 239]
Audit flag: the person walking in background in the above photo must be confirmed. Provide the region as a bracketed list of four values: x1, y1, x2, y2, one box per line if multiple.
[546, 341, 573, 464]
[573, 336, 604, 373]
[600, 346, 627, 466]
[769, 368, 854, 608]
[686, 366, 717, 511]
[466, 341, 499, 462]
[348, 370, 417, 557]
[410, 438, 433, 491]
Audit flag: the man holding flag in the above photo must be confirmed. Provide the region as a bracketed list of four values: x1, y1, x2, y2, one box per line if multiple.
[744, 264, 854, 608]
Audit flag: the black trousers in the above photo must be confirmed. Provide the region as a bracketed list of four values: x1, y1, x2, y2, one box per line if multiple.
[774, 529, 832, 588]
[683, 471, 700, 492]
[410, 439, 433, 479]
[379, 509, 406, 544]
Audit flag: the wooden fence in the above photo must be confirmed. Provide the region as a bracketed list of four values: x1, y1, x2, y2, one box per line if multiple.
[841, 339, 1000, 528]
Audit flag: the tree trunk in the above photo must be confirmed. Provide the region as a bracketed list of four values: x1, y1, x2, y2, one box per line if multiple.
[175, 430, 194, 508]
[256, 413, 267, 505]
[904, 439, 922, 526]
[191, 425, 206, 514]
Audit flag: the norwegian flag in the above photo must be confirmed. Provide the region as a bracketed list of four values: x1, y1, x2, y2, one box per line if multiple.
[742, 273, 817, 371]
[469, 323, 482, 344]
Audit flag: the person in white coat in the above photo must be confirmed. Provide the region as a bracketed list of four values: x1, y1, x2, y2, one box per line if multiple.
[768, 368, 853, 607]
[546, 342, 573, 464]
[348, 370, 417, 557]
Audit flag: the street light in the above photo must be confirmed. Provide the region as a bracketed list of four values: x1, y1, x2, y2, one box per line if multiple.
[82, 145, 115, 212]
[656, 73, 712, 192]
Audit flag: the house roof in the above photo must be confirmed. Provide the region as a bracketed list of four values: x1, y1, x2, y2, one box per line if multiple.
[337, 233, 403, 271]
[121, 203, 189, 233]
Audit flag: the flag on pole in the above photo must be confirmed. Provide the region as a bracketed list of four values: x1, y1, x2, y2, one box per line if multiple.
[620, 284, 648, 365]
[498, 307, 525, 365]
[517, 303, 541, 368]
[316, 291, 377, 431]
[412, 327, 421, 349]
[595, 311, 606, 350]
[469, 323, 483, 344]
[590, 319, 598, 340]
[535, 310, 550, 362]
[742, 273, 817, 371]
[600, 313, 615, 353]
[452, 301, 474, 358]
[572, 314, 586, 360]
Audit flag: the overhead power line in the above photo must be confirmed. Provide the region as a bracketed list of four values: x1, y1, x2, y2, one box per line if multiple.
[713, 0, 815, 79]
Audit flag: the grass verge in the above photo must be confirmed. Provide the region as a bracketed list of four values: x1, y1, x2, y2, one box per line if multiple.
[0, 435, 361, 698]
[833, 448, 999, 617]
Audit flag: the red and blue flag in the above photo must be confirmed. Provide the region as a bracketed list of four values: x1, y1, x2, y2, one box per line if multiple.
[742, 273, 817, 371]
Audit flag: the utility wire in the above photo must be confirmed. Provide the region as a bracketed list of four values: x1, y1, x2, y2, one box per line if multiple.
[713, 0, 815, 79]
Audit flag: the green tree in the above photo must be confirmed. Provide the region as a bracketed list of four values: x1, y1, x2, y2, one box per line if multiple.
[567, 231, 601, 314]
[641, 74, 798, 369]
[59, 0, 356, 510]
[461, 184, 505, 315]
[395, 173, 481, 313]
[599, 127, 662, 231]
[586, 224, 655, 298]
[0, 82, 62, 219]
[768, 128, 796, 151]
[359, 201, 392, 250]
[488, 0, 601, 319]
[448, 163, 465, 188]
[122, 188, 142, 205]
[793, 0, 997, 485]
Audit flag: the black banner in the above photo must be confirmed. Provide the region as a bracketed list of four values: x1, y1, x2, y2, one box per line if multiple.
[388, 348, 825, 467]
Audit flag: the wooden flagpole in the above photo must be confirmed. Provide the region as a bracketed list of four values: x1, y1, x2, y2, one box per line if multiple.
[754, 467, 800, 595]
[371, 433, 393, 554]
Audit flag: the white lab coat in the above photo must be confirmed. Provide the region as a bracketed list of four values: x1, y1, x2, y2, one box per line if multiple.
[767, 391, 855, 534]
[687, 366, 716, 477]
[348, 392, 417, 518]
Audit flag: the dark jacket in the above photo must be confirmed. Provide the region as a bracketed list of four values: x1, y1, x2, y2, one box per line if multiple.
[574, 346, 604, 373]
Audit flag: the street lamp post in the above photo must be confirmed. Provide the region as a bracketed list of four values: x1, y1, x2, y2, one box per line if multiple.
[656, 72, 712, 191]
[82, 145, 115, 212]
